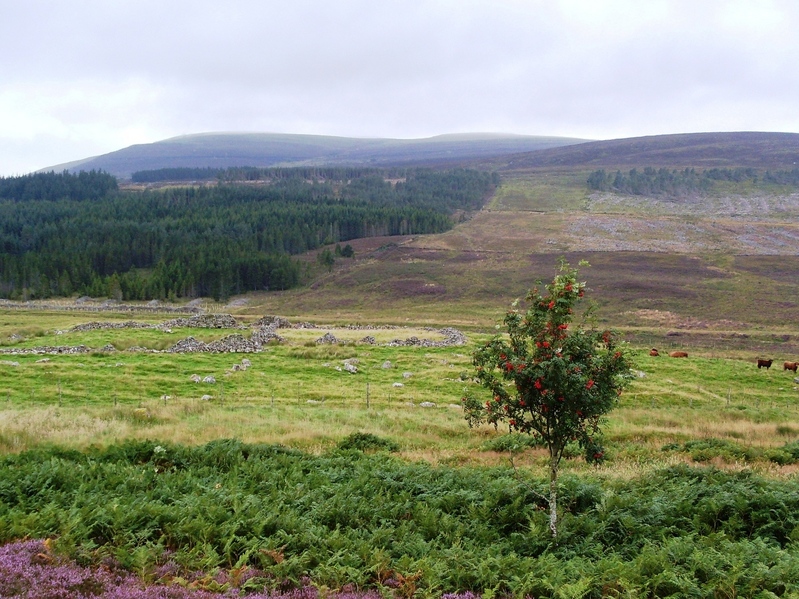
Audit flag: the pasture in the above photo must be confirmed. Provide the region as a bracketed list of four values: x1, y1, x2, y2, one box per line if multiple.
[2, 308, 799, 473]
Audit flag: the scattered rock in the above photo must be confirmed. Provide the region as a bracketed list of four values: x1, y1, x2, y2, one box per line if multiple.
[381, 360, 393, 369]
[202, 376, 216, 384]
[35, 358, 51, 363]
[343, 362, 358, 374]
[317, 332, 338, 344]
[393, 382, 404, 388]
[419, 402, 436, 408]
[360, 336, 376, 344]
[0, 360, 20, 367]
[201, 394, 213, 401]
[402, 372, 413, 379]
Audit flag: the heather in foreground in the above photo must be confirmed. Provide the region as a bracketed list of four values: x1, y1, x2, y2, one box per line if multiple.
[0, 540, 393, 599]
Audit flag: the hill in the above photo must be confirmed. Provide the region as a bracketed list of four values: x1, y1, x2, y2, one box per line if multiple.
[482, 131, 799, 171]
[20, 130, 799, 344]
[44, 132, 588, 179]
[232, 131, 799, 346]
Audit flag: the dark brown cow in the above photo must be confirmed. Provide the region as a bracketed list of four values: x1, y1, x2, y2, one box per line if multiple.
[669, 351, 688, 358]
[784, 361, 799, 373]
[757, 359, 773, 369]
[649, 348, 660, 357]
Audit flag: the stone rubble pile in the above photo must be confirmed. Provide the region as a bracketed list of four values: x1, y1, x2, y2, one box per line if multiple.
[316, 332, 338, 344]
[252, 315, 292, 328]
[0, 345, 89, 356]
[159, 314, 243, 330]
[384, 327, 467, 348]
[1, 313, 465, 356]
[206, 334, 260, 353]
[251, 325, 285, 345]
[168, 337, 209, 353]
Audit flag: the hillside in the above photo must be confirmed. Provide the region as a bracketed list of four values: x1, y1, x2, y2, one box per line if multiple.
[19, 129, 799, 343]
[233, 131, 799, 345]
[44, 132, 588, 179]
[478, 131, 799, 171]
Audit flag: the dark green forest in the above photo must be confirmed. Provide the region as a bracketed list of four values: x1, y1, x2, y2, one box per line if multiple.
[587, 166, 799, 196]
[131, 165, 409, 183]
[0, 168, 497, 301]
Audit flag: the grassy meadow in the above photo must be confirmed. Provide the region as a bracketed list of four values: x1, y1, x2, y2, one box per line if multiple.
[2, 309, 799, 474]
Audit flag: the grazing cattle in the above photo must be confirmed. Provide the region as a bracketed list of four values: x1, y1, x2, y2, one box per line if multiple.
[757, 359, 773, 369]
[784, 361, 799, 373]
[649, 348, 660, 357]
[669, 351, 688, 358]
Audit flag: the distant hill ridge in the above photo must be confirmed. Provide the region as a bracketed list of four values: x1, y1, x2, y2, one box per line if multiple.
[44, 131, 799, 179]
[492, 131, 799, 170]
[46, 132, 589, 179]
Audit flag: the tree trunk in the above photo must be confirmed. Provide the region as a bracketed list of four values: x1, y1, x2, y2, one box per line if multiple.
[549, 454, 559, 538]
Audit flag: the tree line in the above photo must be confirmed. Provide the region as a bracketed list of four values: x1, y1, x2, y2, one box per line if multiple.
[0, 168, 497, 301]
[587, 166, 799, 196]
[0, 170, 118, 201]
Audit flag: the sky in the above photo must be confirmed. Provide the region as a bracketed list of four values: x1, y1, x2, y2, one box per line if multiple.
[2, 0, 798, 176]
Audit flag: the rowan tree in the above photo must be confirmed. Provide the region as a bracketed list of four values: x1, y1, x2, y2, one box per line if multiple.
[463, 260, 634, 538]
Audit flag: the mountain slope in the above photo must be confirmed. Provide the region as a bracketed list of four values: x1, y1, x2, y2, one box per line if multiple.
[486, 131, 799, 170]
[44, 132, 589, 178]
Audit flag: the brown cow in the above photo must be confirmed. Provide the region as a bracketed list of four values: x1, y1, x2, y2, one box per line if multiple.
[757, 359, 773, 369]
[784, 361, 799, 373]
[649, 348, 660, 357]
[669, 351, 688, 358]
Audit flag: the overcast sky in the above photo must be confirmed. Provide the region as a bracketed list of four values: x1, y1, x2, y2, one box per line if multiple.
[1, 0, 798, 176]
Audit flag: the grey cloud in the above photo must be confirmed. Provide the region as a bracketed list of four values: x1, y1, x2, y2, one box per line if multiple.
[2, 0, 799, 174]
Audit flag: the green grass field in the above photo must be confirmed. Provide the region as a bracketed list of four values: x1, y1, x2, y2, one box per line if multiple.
[2, 313, 798, 475]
